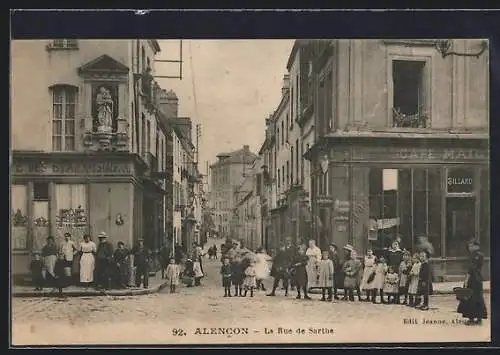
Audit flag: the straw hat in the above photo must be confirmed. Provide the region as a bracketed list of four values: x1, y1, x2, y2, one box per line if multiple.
[97, 231, 108, 239]
[343, 244, 354, 252]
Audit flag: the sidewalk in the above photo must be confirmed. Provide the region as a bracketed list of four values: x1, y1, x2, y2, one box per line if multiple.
[12, 273, 169, 298]
[308, 281, 491, 295]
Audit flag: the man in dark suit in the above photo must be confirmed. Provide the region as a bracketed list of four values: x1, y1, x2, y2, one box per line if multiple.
[267, 243, 292, 297]
[132, 238, 151, 288]
[95, 232, 114, 290]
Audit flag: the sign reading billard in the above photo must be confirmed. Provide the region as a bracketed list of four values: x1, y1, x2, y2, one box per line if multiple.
[13, 161, 133, 176]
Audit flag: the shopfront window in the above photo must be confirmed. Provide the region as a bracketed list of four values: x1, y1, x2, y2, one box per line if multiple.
[369, 167, 442, 254]
[445, 167, 476, 257]
[12, 184, 28, 250]
[54, 184, 88, 241]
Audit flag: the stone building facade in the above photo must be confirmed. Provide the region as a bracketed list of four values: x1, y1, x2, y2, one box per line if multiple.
[11, 39, 170, 277]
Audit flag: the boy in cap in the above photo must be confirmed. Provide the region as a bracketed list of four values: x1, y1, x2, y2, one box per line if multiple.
[132, 237, 151, 288]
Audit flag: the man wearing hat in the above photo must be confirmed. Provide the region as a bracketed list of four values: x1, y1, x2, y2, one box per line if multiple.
[132, 238, 151, 288]
[95, 232, 114, 290]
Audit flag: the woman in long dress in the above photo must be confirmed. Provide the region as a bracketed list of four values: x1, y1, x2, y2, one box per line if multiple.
[79, 234, 97, 287]
[42, 236, 58, 280]
[305, 239, 322, 291]
[457, 240, 488, 325]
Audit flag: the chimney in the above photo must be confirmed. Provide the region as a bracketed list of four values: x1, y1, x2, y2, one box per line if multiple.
[159, 89, 179, 118]
[281, 74, 290, 95]
[243, 145, 250, 151]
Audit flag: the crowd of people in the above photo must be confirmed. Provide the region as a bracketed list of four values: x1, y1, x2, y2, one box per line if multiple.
[30, 232, 154, 295]
[218, 236, 488, 325]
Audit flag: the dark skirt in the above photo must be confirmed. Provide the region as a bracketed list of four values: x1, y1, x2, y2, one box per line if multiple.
[222, 276, 232, 288]
[293, 267, 308, 288]
[231, 274, 244, 285]
[335, 269, 345, 289]
[457, 293, 488, 320]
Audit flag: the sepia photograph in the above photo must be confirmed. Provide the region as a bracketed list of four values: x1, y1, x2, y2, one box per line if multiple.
[10, 37, 491, 345]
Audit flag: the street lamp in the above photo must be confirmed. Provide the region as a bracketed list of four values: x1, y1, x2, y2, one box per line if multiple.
[435, 39, 488, 58]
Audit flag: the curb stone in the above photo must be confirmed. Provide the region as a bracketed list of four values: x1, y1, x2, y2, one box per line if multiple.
[13, 280, 170, 298]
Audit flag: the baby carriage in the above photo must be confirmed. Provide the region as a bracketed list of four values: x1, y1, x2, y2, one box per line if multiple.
[181, 258, 195, 287]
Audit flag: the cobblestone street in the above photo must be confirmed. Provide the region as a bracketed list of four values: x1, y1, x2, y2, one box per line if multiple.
[11, 256, 490, 345]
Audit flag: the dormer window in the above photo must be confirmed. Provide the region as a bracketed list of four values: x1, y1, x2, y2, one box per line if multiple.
[48, 39, 78, 50]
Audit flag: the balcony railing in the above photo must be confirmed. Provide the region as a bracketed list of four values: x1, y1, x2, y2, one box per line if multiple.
[392, 107, 429, 128]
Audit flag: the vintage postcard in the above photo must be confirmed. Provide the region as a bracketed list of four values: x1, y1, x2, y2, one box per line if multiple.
[10, 38, 491, 345]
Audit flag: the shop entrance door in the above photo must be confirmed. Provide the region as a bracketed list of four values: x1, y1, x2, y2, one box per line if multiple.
[446, 197, 476, 257]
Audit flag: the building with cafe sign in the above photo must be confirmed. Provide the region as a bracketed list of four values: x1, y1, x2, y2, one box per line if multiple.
[11, 39, 172, 278]
[301, 39, 490, 281]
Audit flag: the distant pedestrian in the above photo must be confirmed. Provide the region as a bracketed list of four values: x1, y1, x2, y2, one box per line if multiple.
[30, 252, 44, 291]
[220, 257, 232, 297]
[318, 250, 334, 301]
[160, 244, 170, 279]
[165, 257, 181, 293]
[243, 260, 257, 297]
[79, 234, 96, 287]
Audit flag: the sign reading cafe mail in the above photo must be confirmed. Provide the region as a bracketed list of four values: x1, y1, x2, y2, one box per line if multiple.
[13, 160, 133, 175]
[349, 147, 489, 162]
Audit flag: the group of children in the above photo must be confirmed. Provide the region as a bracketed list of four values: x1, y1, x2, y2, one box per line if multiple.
[217, 240, 433, 311]
[220, 256, 259, 297]
[308, 246, 432, 310]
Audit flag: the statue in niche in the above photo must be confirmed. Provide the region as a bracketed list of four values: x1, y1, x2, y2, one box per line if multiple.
[96, 86, 114, 132]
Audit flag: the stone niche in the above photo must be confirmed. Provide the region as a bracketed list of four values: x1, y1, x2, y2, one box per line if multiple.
[78, 54, 130, 152]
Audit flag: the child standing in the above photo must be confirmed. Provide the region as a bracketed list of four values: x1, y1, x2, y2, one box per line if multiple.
[373, 256, 388, 303]
[360, 249, 377, 302]
[383, 266, 400, 304]
[398, 251, 412, 304]
[417, 251, 431, 311]
[407, 253, 422, 307]
[343, 247, 361, 302]
[165, 257, 181, 293]
[291, 246, 311, 300]
[317, 250, 334, 301]
[243, 260, 257, 297]
[220, 257, 232, 297]
[30, 252, 44, 291]
[231, 256, 244, 297]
